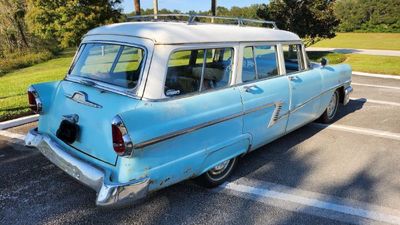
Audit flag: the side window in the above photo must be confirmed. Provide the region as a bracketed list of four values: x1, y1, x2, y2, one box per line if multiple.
[202, 48, 233, 91]
[165, 48, 233, 97]
[242, 47, 256, 82]
[254, 45, 279, 79]
[241, 45, 279, 83]
[282, 44, 305, 73]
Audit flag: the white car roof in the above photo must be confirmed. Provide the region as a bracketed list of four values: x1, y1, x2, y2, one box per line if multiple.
[85, 22, 301, 45]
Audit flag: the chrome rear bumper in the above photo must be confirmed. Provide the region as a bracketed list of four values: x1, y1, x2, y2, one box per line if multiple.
[25, 128, 149, 207]
[343, 85, 353, 105]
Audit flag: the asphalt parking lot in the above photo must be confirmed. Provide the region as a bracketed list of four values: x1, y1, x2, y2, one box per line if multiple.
[1, 74, 400, 225]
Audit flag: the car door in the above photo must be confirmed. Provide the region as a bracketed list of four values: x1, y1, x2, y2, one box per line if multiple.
[239, 44, 291, 150]
[284, 44, 323, 132]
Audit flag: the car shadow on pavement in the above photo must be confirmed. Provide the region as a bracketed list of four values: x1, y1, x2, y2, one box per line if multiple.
[332, 99, 366, 123]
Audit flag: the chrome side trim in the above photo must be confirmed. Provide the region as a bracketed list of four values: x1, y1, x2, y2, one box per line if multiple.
[133, 101, 279, 149]
[25, 128, 149, 207]
[133, 111, 243, 149]
[290, 82, 349, 114]
[268, 102, 283, 127]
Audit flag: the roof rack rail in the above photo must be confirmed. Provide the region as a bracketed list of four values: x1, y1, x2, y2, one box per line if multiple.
[127, 14, 278, 29]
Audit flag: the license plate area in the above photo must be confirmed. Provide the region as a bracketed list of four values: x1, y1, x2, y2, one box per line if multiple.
[56, 119, 79, 144]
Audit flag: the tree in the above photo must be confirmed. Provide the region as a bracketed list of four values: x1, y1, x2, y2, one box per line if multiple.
[335, 0, 400, 32]
[257, 0, 340, 46]
[0, 0, 30, 53]
[26, 0, 123, 48]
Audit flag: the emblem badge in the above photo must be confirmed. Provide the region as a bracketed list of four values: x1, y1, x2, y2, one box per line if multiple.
[66, 91, 102, 108]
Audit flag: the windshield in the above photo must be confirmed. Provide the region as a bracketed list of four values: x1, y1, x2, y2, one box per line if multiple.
[69, 43, 145, 89]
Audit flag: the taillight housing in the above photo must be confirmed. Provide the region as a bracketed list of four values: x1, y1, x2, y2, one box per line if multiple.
[111, 115, 133, 156]
[27, 86, 42, 114]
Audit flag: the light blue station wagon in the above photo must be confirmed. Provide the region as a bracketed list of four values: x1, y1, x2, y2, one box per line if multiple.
[25, 15, 353, 207]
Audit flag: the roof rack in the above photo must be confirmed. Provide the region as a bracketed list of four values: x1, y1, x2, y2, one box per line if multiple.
[126, 14, 278, 29]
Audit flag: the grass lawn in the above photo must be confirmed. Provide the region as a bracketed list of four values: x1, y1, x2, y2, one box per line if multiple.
[307, 51, 347, 64]
[312, 33, 400, 50]
[345, 54, 400, 75]
[0, 55, 73, 122]
[307, 51, 400, 75]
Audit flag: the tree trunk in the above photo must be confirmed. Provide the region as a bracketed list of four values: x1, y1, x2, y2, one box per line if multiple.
[134, 0, 141, 16]
[153, 0, 158, 19]
[14, 14, 29, 48]
[211, 0, 216, 23]
[211, 0, 216, 16]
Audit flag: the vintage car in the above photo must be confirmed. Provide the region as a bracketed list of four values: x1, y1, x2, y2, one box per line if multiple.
[25, 15, 353, 207]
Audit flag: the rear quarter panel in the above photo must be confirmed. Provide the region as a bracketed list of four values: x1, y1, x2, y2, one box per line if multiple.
[118, 88, 249, 191]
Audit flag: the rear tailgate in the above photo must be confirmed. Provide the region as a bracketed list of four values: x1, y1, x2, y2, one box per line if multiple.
[42, 80, 139, 165]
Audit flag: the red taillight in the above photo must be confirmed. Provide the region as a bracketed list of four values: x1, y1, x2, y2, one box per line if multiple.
[111, 115, 133, 156]
[28, 91, 37, 112]
[112, 124, 125, 154]
[27, 86, 42, 113]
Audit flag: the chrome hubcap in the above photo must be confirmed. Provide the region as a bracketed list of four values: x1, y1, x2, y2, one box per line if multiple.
[327, 92, 338, 119]
[209, 160, 230, 176]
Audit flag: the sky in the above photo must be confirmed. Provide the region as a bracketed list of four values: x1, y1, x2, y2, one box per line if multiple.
[121, 0, 268, 13]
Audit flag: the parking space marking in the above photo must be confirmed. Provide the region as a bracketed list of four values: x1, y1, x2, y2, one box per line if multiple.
[352, 83, 400, 90]
[312, 123, 400, 141]
[0, 130, 25, 140]
[350, 98, 400, 107]
[215, 178, 400, 225]
[1, 151, 40, 165]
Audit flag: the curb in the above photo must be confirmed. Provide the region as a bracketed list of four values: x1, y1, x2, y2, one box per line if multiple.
[0, 114, 39, 130]
[352, 71, 400, 80]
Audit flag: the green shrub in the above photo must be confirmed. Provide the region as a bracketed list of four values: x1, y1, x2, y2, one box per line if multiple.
[0, 50, 54, 75]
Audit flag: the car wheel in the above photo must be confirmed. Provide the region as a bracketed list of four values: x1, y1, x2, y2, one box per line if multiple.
[319, 89, 340, 124]
[195, 157, 238, 188]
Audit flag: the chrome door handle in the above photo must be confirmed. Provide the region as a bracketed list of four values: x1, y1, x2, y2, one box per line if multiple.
[289, 76, 298, 81]
[243, 85, 257, 92]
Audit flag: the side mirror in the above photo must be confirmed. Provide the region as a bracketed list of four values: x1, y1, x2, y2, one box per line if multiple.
[321, 58, 328, 67]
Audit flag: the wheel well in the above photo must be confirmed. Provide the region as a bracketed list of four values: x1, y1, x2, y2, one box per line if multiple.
[337, 86, 345, 104]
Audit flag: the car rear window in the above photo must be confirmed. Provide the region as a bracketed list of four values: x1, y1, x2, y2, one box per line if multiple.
[165, 48, 233, 97]
[69, 43, 145, 89]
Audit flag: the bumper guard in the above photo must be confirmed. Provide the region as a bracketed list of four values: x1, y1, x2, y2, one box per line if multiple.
[25, 128, 149, 207]
[343, 85, 353, 105]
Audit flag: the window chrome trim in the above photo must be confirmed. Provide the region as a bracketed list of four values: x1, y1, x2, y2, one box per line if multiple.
[65, 40, 148, 99]
[133, 101, 281, 149]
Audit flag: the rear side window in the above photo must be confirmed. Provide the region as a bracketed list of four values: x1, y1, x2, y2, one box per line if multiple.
[70, 43, 145, 89]
[282, 44, 305, 73]
[165, 48, 233, 97]
[241, 45, 279, 83]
